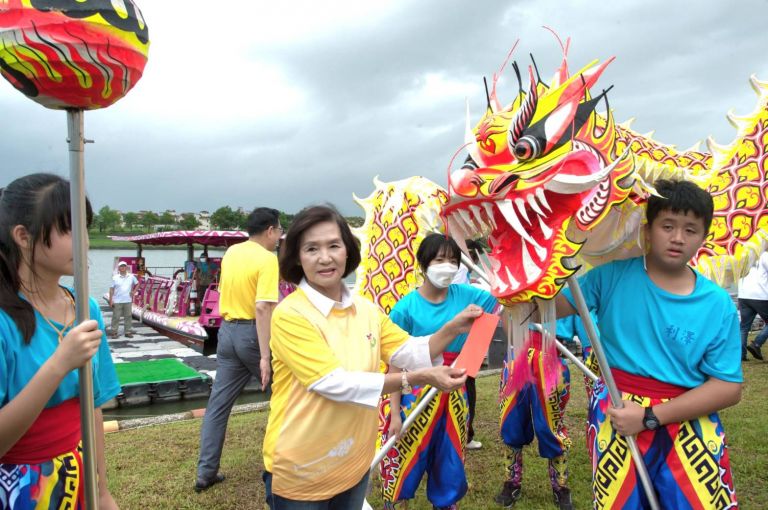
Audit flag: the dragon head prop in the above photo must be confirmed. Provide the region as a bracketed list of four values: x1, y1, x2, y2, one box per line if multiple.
[443, 55, 635, 305]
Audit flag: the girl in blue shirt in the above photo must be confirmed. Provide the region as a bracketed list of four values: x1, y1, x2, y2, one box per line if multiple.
[380, 234, 498, 510]
[0, 174, 121, 509]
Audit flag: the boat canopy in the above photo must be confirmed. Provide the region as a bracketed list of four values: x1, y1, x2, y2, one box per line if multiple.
[109, 230, 248, 247]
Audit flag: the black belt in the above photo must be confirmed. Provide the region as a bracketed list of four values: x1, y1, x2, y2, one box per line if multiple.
[225, 319, 255, 325]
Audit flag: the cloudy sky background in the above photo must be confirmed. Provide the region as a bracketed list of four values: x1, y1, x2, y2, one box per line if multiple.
[1, 0, 767, 216]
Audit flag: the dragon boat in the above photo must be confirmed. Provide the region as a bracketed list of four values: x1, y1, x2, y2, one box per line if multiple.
[108, 230, 248, 354]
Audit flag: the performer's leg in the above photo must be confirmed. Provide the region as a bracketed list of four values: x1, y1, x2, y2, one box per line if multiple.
[497, 376, 533, 507]
[653, 412, 737, 509]
[380, 386, 441, 506]
[465, 376, 478, 446]
[425, 388, 468, 509]
[531, 357, 573, 508]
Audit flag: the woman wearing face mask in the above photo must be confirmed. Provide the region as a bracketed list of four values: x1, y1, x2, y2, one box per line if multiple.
[379, 234, 501, 510]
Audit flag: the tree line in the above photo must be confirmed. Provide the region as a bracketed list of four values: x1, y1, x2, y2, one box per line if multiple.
[92, 206, 364, 233]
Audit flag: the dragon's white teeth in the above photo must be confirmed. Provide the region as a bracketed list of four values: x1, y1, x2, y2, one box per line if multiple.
[449, 213, 471, 240]
[497, 199, 544, 253]
[469, 205, 489, 235]
[504, 266, 520, 289]
[482, 202, 498, 230]
[514, 198, 531, 225]
[538, 214, 554, 240]
[527, 193, 545, 217]
[521, 240, 543, 283]
[535, 188, 552, 213]
[458, 209, 477, 234]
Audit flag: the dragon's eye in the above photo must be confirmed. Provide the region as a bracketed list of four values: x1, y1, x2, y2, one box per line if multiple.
[513, 135, 542, 161]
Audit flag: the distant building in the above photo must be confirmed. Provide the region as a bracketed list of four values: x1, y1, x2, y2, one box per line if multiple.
[197, 210, 211, 230]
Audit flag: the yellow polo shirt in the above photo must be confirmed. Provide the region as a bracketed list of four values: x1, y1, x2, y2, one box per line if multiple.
[218, 240, 278, 320]
[263, 286, 410, 500]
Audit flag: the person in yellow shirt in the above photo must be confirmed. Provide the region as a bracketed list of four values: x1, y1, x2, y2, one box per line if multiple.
[195, 207, 282, 492]
[262, 205, 483, 509]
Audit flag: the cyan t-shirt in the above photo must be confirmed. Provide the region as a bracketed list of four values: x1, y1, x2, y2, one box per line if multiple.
[389, 284, 499, 353]
[562, 257, 742, 388]
[0, 291, 121, 409]
[555, 311, 596, 349]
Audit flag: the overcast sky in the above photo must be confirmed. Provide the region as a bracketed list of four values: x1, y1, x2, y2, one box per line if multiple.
[1, 0, 767, 216]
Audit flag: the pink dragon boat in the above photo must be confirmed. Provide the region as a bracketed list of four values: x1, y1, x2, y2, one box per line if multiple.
[108, 231, 248, 354]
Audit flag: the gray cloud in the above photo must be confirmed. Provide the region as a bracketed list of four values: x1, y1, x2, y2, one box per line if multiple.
[1, 0, 766, 216]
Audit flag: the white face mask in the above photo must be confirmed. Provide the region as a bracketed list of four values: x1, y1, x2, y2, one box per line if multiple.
[426, 262, 459, 289]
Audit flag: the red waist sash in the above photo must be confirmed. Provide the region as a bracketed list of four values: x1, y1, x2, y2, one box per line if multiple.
[1, 398, 82, 465]
[442, 351, 459, 367]
[612, 369, 688, 399]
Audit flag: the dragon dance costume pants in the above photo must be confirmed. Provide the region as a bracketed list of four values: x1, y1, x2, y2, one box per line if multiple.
[379, 381, 469, 509]
[588, 370, 738, 509]
[0, 399, 85, 510]
[499, 348, 572, 491]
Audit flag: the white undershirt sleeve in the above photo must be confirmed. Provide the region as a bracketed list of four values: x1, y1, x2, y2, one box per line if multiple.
[308, 369, 385, 408]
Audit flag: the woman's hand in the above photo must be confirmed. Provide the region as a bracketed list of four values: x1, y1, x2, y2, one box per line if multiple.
[53, 320, 103, 373]
[389, 410, 403, 439]
[420, 366, 467, 392]
[448, 304, 485, 335]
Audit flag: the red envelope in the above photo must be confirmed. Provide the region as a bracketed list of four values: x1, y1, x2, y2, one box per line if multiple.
[453, 313, 500, 377]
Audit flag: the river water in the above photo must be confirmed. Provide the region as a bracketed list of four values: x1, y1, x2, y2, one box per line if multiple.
[60, 248, 225, 300]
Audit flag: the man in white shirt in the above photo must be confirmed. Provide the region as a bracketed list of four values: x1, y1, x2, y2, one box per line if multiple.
[109, 260, 139, 338]
[739, 251, 768, 360]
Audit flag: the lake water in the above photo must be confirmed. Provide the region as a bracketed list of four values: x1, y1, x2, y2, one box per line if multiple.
[60, 248, 225, 301]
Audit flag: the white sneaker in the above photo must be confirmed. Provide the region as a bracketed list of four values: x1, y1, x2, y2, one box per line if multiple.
[466, 439, 482, 450]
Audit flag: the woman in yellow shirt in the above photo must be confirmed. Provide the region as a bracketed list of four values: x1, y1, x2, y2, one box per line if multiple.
[263, 205, 482, 509]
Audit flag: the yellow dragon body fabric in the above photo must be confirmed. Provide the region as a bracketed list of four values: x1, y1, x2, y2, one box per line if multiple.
[353, 47, 767, 398]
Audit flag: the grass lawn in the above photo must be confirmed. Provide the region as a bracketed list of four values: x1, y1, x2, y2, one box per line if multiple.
[106, 361, 768, 509]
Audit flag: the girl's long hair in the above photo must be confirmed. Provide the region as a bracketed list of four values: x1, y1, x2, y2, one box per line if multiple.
[0, 173, 93, 342]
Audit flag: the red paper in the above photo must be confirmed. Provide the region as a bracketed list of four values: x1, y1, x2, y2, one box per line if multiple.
[453, 313, 500, 377]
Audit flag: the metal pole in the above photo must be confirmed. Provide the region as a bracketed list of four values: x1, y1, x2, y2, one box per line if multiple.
[67, 109, 99, 509]
[370, 385, 440, 471]
[565, 262, 660, 510]
[531, 323, 598, 383]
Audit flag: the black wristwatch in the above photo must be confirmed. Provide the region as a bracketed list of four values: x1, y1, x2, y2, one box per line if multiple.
[643, 406, 660, 431]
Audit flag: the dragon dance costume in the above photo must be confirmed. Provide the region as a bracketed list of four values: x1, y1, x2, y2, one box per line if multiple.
[379, 284, 498, 509]
[564, 257, 741, 509]
[0, 296, 120, 510]
[497, 331, 573, 507]
[588, 370, 736, 509]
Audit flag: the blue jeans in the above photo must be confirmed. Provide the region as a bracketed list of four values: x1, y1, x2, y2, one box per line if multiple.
[263, 471, 369, 509]
[738, 298, 768, 355]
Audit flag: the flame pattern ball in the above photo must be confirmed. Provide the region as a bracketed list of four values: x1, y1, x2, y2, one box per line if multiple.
[0, 0, 149, 110]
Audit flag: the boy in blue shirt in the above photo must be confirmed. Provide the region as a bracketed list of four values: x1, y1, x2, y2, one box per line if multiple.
[556, 179, 742, 509]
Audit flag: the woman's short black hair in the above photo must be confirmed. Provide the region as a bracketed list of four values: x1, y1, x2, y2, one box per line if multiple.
[646, 179, 714, 231]
[280, 205, 361, 285]
[416, 233, 462, 271]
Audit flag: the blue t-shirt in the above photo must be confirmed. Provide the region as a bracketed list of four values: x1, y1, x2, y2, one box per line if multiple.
[555, 312, 596, 349]
[389, 284, 499, 353]
[0, 291, 121, 409]
[562, 257, 742, 388]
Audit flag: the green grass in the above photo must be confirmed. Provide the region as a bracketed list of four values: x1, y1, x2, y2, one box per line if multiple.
[106, 361, 768, 509]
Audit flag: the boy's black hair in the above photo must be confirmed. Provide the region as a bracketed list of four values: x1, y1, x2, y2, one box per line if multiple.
[246, 207, 280, 236]
[646, 179, 714, 231]
[416, 234, 462, 271]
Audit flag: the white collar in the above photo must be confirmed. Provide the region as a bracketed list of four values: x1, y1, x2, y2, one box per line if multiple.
[299, 278, 354, 317]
